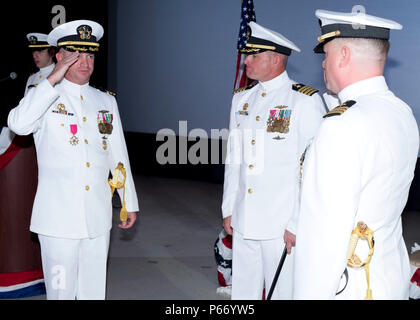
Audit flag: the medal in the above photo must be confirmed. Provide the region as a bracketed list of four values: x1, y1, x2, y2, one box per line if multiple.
[52, 103, 74, 116]
[98, 110, 113, 150]
[58, 104, 66, 113]
[267, 109, 292, 133]
[69, 124, 79, 146]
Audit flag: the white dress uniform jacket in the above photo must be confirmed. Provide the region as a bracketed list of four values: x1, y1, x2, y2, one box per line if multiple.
[24, 63, 55, 95]
[222, 71, 326, 240]
[8, 78, 139, 239]
[294, 76, 419, 299]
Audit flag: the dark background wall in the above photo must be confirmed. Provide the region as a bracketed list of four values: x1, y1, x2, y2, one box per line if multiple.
[106, 0, 420, 210]
[0, 1, 419, 210]
[108, 0, 420, 139]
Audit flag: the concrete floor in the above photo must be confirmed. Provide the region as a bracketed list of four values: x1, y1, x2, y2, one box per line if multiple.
[14, 173, 420, 300]
[106, 174, 227, 300]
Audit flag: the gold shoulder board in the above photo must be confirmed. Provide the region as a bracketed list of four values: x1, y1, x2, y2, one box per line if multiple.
[94, 86, 117, 97]
[233, 82, 257, 95]
[106, 90, 116, 97]
[292, 83, 319, 96]
[323, 100, 356, 118]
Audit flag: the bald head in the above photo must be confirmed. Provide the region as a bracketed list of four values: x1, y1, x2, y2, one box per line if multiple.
[322, 38, 390, 93]
[332, 38, 389, 63]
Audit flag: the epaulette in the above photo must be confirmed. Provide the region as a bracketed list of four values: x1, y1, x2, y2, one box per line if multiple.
[105, 90, 117, 97]
[292, 83, 319, 96]
[94, 86, 117, 97]
[27, 84, 38, 89]
[233, 82, 257, 95]
[323, 100, 356, 118]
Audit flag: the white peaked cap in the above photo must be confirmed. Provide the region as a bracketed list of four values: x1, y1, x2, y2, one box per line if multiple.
[314, 9, 402, 53]
[241, 21, 300, 56]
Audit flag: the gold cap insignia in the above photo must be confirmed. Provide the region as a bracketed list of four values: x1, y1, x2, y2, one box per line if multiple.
[77, 25, 92, 40]
[29, 36, 37, 45]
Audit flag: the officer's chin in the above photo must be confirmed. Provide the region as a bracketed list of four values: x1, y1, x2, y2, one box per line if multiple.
[77, 70, 93, 78]
[324, 77, 337, 95]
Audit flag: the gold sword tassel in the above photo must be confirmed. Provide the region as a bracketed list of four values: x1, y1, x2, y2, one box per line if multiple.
[108, 162, 128, 222]
[347, 221, 375, 300]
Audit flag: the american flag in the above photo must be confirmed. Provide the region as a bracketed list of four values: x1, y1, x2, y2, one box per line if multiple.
[0, 127, 19, 170]
[233, 0, 256, 91]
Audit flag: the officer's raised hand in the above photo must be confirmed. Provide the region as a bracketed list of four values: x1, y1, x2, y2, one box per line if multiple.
[47, 50, 80, 86]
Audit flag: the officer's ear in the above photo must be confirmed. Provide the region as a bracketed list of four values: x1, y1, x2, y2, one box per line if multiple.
[55, 48, 67, 62]
[339, 45, 351, 68]
[55, 51, 63, 62]
[270, 52, 281, 65]
[272, 52, 287, 69]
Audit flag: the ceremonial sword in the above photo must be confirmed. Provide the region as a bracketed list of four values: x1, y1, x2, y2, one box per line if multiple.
[266, 246, 349, 300]
[266, 246, 288, 300]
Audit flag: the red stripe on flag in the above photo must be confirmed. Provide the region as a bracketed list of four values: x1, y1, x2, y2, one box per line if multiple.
[0, 139, 21, 170]
[221, 235, 233, 250]
[217, 271, 227, 287]
[239, 67, 248, 89]
[234, 52, 242, 90]
[0, 270, 44, 287]
[411, 268, 420, 287]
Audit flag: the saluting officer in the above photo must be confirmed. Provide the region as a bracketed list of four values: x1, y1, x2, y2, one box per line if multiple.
[25, 33, 56, 95]
[294, 9, 419, 299]
[8, 20, 139, 300]
[222, 21, 326, 300]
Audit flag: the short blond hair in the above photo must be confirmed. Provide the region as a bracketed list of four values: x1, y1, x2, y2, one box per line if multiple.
[333, 38, 390, 62]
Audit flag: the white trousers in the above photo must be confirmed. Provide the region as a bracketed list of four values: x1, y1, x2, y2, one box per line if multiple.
[38, 232, 110, 300]
[231, 230, 294, 300]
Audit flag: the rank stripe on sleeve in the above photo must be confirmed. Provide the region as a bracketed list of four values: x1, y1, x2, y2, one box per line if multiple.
[292, 84, 319, 96]
[323, 100, 356, 118]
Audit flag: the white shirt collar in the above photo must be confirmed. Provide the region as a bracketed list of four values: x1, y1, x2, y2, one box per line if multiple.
[60, 77, 89, 95]
[258, 70, 290, 92]
[338, 76, 389, 103]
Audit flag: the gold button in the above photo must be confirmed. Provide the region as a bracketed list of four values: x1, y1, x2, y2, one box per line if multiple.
[86, 162, 90, 168]
[248, 188, 253, 194]
[39, 75, 43, 79]
[251, 140, 256, 145]
[80, 95, 84, 100]
[256, 116, 261, 121]
[60, 123, 64, 127]
[249, 164, 254, 170]
[237, 123, 240, 127]
[85, 186, 90, 191]
[84, 139, 88, 144]
[261, 92, 267, 97]
[83, 117, 87, 122]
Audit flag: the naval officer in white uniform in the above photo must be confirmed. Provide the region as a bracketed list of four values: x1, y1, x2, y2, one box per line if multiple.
[8, 20, 139, 300]
[0, 33, 56, 157]
[294, 9, 419, 300]
[25, 33, 56, 95]
[222, 21, 326, 300]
